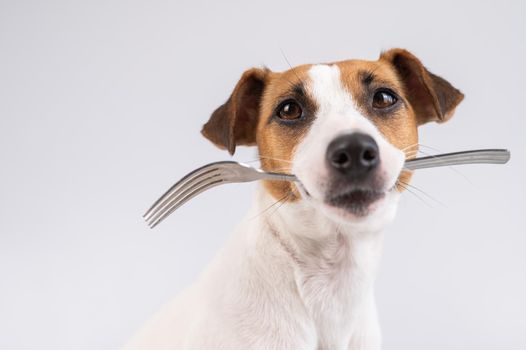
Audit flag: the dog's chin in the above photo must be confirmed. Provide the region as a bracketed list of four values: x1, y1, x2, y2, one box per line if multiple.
[325, 188, 386, 218]
[321, 188, 400, 230]
[298, 183, 400, 229]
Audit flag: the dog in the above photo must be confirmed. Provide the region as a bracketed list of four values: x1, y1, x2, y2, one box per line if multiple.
[124, 48, 464, 350]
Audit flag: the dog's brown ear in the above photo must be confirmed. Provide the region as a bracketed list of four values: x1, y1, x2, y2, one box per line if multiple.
[201, 68, 269, 155]
[380, 49, 464, 125]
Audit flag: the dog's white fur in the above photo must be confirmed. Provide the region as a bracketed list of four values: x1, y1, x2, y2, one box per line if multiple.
[124, 65, 406, 350]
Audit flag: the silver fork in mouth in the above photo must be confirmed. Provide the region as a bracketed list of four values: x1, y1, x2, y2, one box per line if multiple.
[143, 149, 510, 228]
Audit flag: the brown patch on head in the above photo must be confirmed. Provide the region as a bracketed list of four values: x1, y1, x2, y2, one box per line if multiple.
[201, 65, 317, 201]
[334, 50, 464, 191]
[255, 65, 318, 201]
[337, 60, 419, 151]
[379, 49, 463, 189]
[335, 59, 419, 189]
[380, 49, 464, 125]
[201, 49, 464, 198]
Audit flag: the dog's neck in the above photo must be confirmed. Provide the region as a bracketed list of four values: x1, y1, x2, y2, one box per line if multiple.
[255, 185, 384, 271]
[252, 186, 384, 347]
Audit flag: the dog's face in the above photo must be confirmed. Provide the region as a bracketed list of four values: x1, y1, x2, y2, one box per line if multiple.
[202, 49, 463, 228]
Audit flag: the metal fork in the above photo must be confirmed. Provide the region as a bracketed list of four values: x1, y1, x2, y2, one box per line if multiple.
[143, 162, 296, 228]
[143, 149, 510, 228]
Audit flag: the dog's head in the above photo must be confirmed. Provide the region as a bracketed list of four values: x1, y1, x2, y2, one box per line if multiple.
[202, 49, 463, 229]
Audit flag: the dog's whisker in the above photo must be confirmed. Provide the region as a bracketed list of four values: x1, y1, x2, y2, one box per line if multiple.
[397, 181, 434, 208]
[404, 152, 419, 159]
[403, 143, 448, 159]
[268, 167, 293, 173]
[401, 143, 420, 152]
[256, 165, 293, 174]
[249, 191, 292, 221]
[258, 155, 293, 164]
[243, 157, 293, 165]
[279, 47, 302, 85]
[404, 150, 422, 159]
[417, 143, 445, 153]
[402, 142, 444, 154]
[403, 147, 421, 155]
[267, 191, 293, 219]
[398, 180, 446, 208]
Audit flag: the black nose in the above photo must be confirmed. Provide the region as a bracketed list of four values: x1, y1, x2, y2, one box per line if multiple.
[326, 133, 380, 179]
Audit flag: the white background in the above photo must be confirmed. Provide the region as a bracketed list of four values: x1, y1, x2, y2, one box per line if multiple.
[1, 0, 525, 349]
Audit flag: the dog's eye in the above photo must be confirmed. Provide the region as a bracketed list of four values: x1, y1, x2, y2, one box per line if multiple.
[372, 90, 397, 109]
[277, 100, 302, 120]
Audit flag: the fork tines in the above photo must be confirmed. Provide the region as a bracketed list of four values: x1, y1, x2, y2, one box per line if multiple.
[143, 162, 233, 228]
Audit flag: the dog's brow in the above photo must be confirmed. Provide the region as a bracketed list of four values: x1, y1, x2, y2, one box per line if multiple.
[275, 82, 307, 101]
[360, 71, 375, 86]
[359, 70, 399, 92]
[292, 83, 307, 98]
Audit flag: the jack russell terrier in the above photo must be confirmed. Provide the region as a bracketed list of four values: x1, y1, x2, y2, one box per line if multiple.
[125, 48, 464, 350]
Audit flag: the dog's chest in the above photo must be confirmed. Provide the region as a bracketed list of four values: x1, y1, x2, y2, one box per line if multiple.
[294, 235, 381, 349]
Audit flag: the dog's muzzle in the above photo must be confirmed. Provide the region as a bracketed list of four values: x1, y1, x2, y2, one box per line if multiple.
[324, 133, 385, 216]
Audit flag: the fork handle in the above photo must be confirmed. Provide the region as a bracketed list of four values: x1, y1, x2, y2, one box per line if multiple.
[404, 149, 510, 170]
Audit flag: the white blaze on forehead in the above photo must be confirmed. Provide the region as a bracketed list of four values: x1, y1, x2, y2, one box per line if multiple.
[306, 64, 374, 135]
[308, 64, 356, 117]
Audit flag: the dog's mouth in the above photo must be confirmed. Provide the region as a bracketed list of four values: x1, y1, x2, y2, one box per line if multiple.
[324, 188, 386, 217]
[294, 169, 401, 219]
